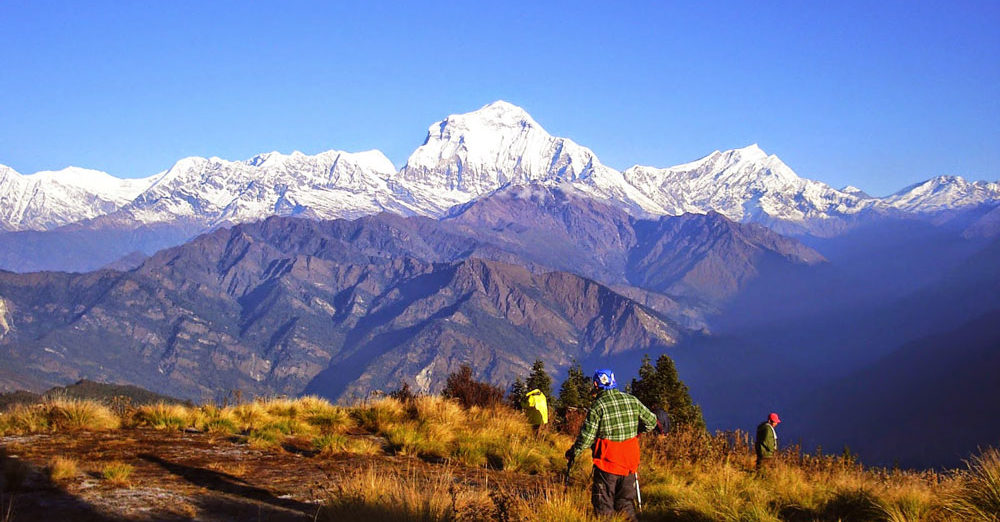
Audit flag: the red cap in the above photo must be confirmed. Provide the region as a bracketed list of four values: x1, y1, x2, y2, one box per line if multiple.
[768, 413, 781, 424]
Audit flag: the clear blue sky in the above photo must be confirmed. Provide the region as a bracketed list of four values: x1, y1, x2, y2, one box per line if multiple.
[1, 1, 997, 196]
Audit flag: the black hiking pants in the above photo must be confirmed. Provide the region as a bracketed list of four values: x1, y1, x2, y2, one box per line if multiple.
[591, 467, 637, 520]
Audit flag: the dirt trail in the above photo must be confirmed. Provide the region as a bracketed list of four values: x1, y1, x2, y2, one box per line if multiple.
[1, 428, 551, 521]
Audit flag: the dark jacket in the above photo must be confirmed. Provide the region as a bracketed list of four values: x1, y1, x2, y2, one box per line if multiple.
[755, 421, 777, 459]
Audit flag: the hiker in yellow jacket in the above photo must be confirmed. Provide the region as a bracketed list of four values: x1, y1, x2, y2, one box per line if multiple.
[523, 389, 548, 433]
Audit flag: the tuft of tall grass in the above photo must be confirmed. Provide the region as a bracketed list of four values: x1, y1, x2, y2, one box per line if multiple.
[101, 461, 134, 487]
[246, 427, 284, 450]
[317, 467, 597, 522]
[194, 405, 239, 435]
[318, 466, 484, 521]
[313, 434, 382, 456]
[0, 404, 50, 434]
[131, 402, 191, 430]
[0, 400, 118, 433]
[48, 399, 120, 431]
[876, 483, 938, 522]
[47, 456, 79, 482]
[352, 397, 407, 433]
[229, 401, 274, 432]
[347, 395, 573, 474]
[262, 397, 301, 419]
[383, 422, 427, 457]
[945, 447, 1000, 521]
[305, 406, 354, 434]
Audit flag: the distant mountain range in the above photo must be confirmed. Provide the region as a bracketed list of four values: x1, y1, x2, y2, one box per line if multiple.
[2, 101, 998, 468]
[0, 187, 821, 401]
[1, 101, 997, 272]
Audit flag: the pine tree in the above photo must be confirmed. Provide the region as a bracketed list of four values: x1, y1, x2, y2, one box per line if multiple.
[507, 377, 527, 410]
[525, 359, 552, 399]
[630, 353, 705, 432]
[557, 359, 593, 410]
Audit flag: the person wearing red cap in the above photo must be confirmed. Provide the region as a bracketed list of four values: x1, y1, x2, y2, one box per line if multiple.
[755, 413, 781, 470]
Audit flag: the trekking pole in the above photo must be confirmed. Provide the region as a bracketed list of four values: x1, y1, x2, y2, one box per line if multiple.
[635, 471, 643, 513]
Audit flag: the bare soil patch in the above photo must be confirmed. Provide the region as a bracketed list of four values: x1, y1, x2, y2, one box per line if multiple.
[1, 428, 550, 521]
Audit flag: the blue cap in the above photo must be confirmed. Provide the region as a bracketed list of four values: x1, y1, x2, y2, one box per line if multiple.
[593, 369, 617, 390]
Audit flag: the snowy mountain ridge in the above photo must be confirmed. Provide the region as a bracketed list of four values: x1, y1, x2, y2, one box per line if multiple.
[0, 164, 155, 231]
[1, 101, 997, 235]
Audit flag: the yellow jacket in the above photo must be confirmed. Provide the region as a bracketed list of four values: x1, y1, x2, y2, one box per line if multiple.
[523, 389, 548, 425]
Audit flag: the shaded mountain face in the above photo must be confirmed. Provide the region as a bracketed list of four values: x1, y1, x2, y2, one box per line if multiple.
[0, 216, 682, 402]
[444, 186, 825, 308]
[793, 309, 1000, 469]
[0, 219, 202, 273]
[627, 212, 825, 302]
[0, 191, 823, 402]
[667, 233, 1000, 468]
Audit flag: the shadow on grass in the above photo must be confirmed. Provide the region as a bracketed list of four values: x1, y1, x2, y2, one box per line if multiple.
[1, 447, 125, 522]
[777, 488, 884, 522]
[281, 440, 319, 458]
[138, 453, 319, 520]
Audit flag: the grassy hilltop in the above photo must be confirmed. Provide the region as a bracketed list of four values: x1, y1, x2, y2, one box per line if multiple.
[1, 394, 998, 521]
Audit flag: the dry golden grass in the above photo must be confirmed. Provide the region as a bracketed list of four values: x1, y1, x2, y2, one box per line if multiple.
[0, 399, 118, 434]
[314, 433, 384, 456]
[6, 395, 999, 521]
[130, 402, 192, 430]
[193, 404, 240, 435]
[316, 465, 601, 522]
[0, 403, 50, 434]
[101, 461, 134, 487]
[48, 398, 120, 431]
[206, 461, 249, 478]
[229, 400, 273, 432]
[47, 456, 79, 482]
[942, 447, 1000, 521]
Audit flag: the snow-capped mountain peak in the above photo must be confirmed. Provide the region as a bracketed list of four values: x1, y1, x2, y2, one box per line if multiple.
[840, 185, 872, 199]
[396, 101, 612, 212]
[726, 143, 767, 162]
[2, 102, 997, 238]
[885, 175, 1000, 213]
[439, 100, 541, 134]
[127, 149, 406, 227]
[621, 143, 846, 224]
[0, 164, 156, 231]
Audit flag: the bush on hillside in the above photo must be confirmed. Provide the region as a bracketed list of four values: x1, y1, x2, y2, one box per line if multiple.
[388, 382, 417, 404]
[441, 365, 504, 409]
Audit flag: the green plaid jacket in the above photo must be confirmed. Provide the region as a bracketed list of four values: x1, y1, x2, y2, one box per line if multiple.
[569, 389, 657, 459]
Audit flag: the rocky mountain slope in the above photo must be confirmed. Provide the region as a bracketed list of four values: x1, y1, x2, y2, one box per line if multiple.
[0, 189, 824, 401]
[0, 217, 681, 401]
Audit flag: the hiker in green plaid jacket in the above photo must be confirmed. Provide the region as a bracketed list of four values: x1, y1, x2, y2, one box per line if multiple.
[566, 369, 656, 521]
